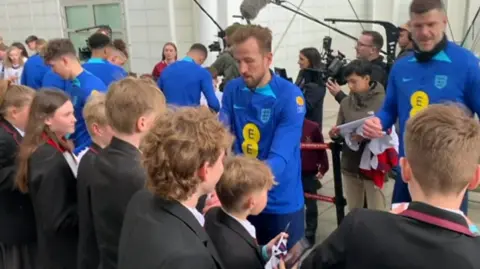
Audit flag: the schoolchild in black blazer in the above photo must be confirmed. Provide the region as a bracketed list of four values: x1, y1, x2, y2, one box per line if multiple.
[16, 89, 78, 269]
[205, 156, 286, 269]
[76, 91, 113, 269]
[87, 78, 167, 269]
[0, 81, 36, 269]
[302, 104, 480, 269]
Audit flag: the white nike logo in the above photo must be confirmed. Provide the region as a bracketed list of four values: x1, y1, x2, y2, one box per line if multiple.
[402, 78, 413, 82]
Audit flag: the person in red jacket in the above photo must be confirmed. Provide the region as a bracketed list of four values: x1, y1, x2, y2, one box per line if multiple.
[152, 42, 177, 81]
[302, 118, 329, 245]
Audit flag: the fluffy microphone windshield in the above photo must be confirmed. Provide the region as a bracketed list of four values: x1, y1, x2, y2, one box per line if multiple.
[240, 0, 270, 21]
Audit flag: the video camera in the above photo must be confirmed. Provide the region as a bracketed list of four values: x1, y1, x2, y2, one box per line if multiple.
[75, 25, 112, 61]
[273, 36, 347, 85]
[208, 30, 226, 53]
[300, 36, 347, 85]
[321, 36, 347, 79]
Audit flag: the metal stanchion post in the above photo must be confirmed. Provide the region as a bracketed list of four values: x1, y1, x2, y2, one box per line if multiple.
[330, 141, 347, 225]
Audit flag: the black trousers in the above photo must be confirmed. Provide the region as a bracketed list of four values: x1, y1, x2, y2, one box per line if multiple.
[302, 173, 320, 239]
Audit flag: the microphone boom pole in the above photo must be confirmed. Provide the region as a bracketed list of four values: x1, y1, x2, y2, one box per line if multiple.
[192, 0, 227, 50]
[461, 5, 480, 47]
[270, 1, 358, 42]
[192, 0, 224, 32]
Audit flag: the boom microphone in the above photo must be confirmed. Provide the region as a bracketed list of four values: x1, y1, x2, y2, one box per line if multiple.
[240, 0, 270, 21]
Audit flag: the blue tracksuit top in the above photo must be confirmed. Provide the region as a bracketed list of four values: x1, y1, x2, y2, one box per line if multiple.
[65, 70, 107, 155]
[42, 70, 70, 91]
[377, 41, 480, 157]
[21, 54, 49, 89]
[220, 75, 306, 214]
[158, 57, 220, 112]
[82, 58, 127, 86]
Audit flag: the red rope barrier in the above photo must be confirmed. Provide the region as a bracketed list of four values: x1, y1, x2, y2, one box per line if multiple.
[301, 143, 330, 150]
[304, 192, 335, 203]
[301, 143, 335, 204]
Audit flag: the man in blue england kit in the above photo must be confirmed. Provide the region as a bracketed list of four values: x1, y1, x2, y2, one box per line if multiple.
[220, 24, 306, 249]
[43, 38, 107, 154]
[159, 43, 220, 112]
[82, 33, 127, 86]
[363, 0, 480, 214]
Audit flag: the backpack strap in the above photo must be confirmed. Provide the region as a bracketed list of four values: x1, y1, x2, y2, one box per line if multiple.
[400, 209, 477, 237]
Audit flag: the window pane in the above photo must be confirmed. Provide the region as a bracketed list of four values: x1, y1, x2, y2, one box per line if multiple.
[65, 5, 90, 29]
[93, 3, 122, 30]
[112, 32, 124, 40]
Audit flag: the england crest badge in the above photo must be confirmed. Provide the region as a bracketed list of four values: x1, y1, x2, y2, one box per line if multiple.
[434, 75, 448, 89]
[259, 108, 271, 124]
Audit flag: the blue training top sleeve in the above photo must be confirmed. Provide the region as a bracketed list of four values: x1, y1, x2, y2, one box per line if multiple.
[376, 65, 398, 130]
[465, 55, 480, 116]
[218, 82, 233, 128]
[265, 87, 305, 182]
[96, 80, 108, 92]
[42, 71, 66, 91]
[200, 69, 220, 112]
[157, 76, 164, 92]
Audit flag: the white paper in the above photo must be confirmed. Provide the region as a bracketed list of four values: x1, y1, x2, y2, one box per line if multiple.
[337, 115, 374, 137]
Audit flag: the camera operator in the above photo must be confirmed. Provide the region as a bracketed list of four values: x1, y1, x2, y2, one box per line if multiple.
[327, 30, 388, 104]
[209, 23, 241, 91]
[295, 47, 326, 128]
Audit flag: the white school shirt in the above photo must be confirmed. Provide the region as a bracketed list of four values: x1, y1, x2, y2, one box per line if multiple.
[4, 65, 24, 85]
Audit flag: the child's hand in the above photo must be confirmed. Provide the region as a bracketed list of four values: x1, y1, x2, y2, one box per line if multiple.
[274, 259, 287, 269]
[202, 192, 221, 214]
[315, 171, 323, 180]
[329, 126, 339, 138]
[266, 232, 289, 257]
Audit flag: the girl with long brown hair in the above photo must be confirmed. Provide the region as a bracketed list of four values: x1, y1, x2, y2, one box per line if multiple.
[152, 42, 178, 81]
[0, 80, 36, 269]
[15, 89, 78, 269]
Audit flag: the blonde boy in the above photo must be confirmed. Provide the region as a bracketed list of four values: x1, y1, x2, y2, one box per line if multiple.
[205, 156, 287, 269]
[77, 91, 113, 160]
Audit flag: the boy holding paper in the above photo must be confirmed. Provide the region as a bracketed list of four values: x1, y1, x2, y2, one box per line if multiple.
[204, 156, 287, 269]
[329, 59, 386, 210]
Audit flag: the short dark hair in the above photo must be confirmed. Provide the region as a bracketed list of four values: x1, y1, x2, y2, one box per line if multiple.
[410, 0, 445, 14]
[88, 33, 111, 50]
[42, 38, 76, 62]
[25, 35, 38, 44]
[189, 43, 208, 58]
[362, 30, 384, 50]
[343, 59, 373, 78]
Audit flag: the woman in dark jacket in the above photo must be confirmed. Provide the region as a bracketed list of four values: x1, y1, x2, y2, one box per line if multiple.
[295, 47, 326, 128]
